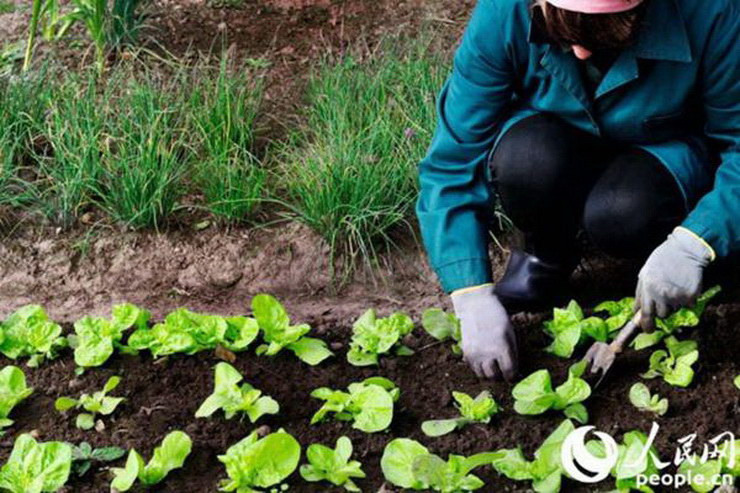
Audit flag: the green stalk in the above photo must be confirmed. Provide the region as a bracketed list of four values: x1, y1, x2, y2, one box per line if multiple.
[23, 0, 43, 72]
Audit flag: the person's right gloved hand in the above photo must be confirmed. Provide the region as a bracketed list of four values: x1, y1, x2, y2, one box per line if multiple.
[451, 284, 518, 380]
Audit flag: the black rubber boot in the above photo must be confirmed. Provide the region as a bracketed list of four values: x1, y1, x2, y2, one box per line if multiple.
[494, 250, 575, 312]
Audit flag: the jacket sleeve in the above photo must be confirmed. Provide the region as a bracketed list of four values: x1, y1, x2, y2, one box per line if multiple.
[416, 0, 516, 293]
[681, 2, 740, 257]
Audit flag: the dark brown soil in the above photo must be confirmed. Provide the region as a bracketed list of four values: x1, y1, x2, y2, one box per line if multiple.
[2, 255, 738, 492]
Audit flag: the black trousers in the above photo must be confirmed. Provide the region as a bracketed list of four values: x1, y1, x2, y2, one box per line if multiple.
[489, 113, 687, 263]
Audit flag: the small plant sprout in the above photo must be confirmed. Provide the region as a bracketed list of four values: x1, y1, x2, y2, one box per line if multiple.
[347, 309, 415, 366]
[512, 361, 591, 424]
[127, 308, 259, 357]
[381, 438, 503, 492]
[195, 362, 279, 422]
[110, 431, 192, 492]
[628, 383, 668, 416]
[421, 308, 462, 355]
[632, 286, 721, 350]
[735, 375, 740, 390]
[251, 294, 333, 365]
[641, 336, 699, 388]
[310, 377, 400, 433]
[218, 429, 301, 492]
[542, 300, 610, 359]
[422, 390, 500, 437]
[300, 436, 366, 492]
[490, 419, 576, 493]
[55, 376, 125, 430]
[70, 442, 126, 477]
[0, 366, 34, 431]
[0, 434, 73, 492]
[71, 303, 150, 368]
[0, 304, 66, 367]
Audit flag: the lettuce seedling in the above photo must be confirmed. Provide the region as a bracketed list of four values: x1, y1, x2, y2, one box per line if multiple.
[0, 434, 73, 493]
[55, 376, 125, 430]
[490, 419, 575, 493]
[347, 309, 414, 366]
[110, 431, 192, 492]
[628, 383, 668, 416]
[632, 286, 721, 350]
[543, 300, 609, 358]
[70, 442, 126, 477]
[310, 377, 399, 433]
[300, 436, 366, 492]
[421, 308, 461, 355]
[70, 303, 150, 368]
[677, 439, 738, 493]
[0, 365, 33, 431]
[0, 304, 66, 367]
[251, 294, 333, 365]
[218, 428, 301, 493]
[422, 390, 500, 437]
[641, 336, 698, 387]
[586, 430, 664, 492]
[735, 375, 740, 390]
[512, 361, 591, 424]
[128, 308, 259, 358]
[195, 362, 279, 422]
[381, 437, 503, 492]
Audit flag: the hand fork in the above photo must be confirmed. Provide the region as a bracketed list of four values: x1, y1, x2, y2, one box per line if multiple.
[582, 310, 642, 388]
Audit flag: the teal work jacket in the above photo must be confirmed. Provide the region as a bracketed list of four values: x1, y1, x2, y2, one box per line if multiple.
[416, 0, 740, 293]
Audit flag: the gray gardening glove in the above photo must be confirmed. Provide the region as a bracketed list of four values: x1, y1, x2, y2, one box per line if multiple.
[635, 227, 715, 330]
[451, 284, 518, 380]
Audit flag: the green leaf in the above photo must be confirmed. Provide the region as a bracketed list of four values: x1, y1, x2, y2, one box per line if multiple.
[734, 375, 740, 390]
[380, 438, 430, 490]
[54, 397, 78, 412]
[632, 331, 666, 350]
[110, 450, 144, 492]
[218, 429, 300, 491]
[0, 305, 64, 363]
[421, 308, 460, 342]
[563, 403, 588, 424]
[0, 366, 34, 420]
[140, 431, 192, 485]
[195, 363, 279, 423]
[629, 383, 669, 415]
[512, 370, 556, 415]
[491, 448, 533, 481]
[0, 434, 72, 493]
[300, 436, 365, 490]
[222, 316, 259, 351]
[421, 419, 461, 437]
[288, 337, 333, 365]
[347, 309, 415, 367]
[75, 413, 95, 430]
[89, 446, 126, 462]
[348, 384, 394, 433]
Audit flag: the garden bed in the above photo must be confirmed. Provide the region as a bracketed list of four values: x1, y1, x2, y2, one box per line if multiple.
[2, 284, 738, 492]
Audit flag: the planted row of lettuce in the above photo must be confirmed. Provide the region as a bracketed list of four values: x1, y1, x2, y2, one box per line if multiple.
[0, 287, 736, 492]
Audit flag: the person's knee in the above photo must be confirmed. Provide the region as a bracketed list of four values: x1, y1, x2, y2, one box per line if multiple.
[491, 114, 577, 206]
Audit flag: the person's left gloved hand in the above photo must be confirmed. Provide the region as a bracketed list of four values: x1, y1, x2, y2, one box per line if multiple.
[635, 227, 715, 330]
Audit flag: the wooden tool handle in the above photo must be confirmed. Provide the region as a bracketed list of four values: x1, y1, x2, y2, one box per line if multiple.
[609, 310, 642, 354]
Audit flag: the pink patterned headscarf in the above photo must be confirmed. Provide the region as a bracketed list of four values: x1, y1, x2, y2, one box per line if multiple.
[546, 0, 644, 13]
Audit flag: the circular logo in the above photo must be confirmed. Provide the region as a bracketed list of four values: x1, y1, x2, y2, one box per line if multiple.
[561, 426, 619, 483]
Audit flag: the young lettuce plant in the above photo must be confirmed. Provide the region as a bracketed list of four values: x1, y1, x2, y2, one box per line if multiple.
[512, 361, 591, 424]
[421, 308, 461, 355]
[628, 383, 668, 416]
[195, 362, 279, 423]
[632, 286, 721, 350]
[218, 428, 301, 492]
[71, 303, 150, 368]
[586, 430, 664, 492]
[55, 376, 124, 430]
[490, 419, 575, 493]
[0, 434, 73, 493]
[300, 436, 366, 492]
[0, 366, 34, 432]
[381, 438, 503, 492]
[678, 439, 738, 493]
[128, 308, 259, 358]
[735, 375, 740, 390]
[310, 377, 399, 433]
[0, 304, 66, 367]
[641, 336, 698, 387]
[110, 431, 192, 492]
[542, 300, 609, 358]
[422, 390, 501, 437]
[346, 309, 414, 366]
[70, 442, 126, 477]
[251, 294, 333, 365]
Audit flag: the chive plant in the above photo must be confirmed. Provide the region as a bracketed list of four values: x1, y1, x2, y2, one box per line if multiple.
[279, 35, 447, 266]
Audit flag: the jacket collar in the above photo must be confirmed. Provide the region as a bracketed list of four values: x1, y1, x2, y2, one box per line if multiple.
[528, 0, 693, 63]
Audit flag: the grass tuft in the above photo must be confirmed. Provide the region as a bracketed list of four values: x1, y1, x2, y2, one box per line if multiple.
[279, 36, 447, 266]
